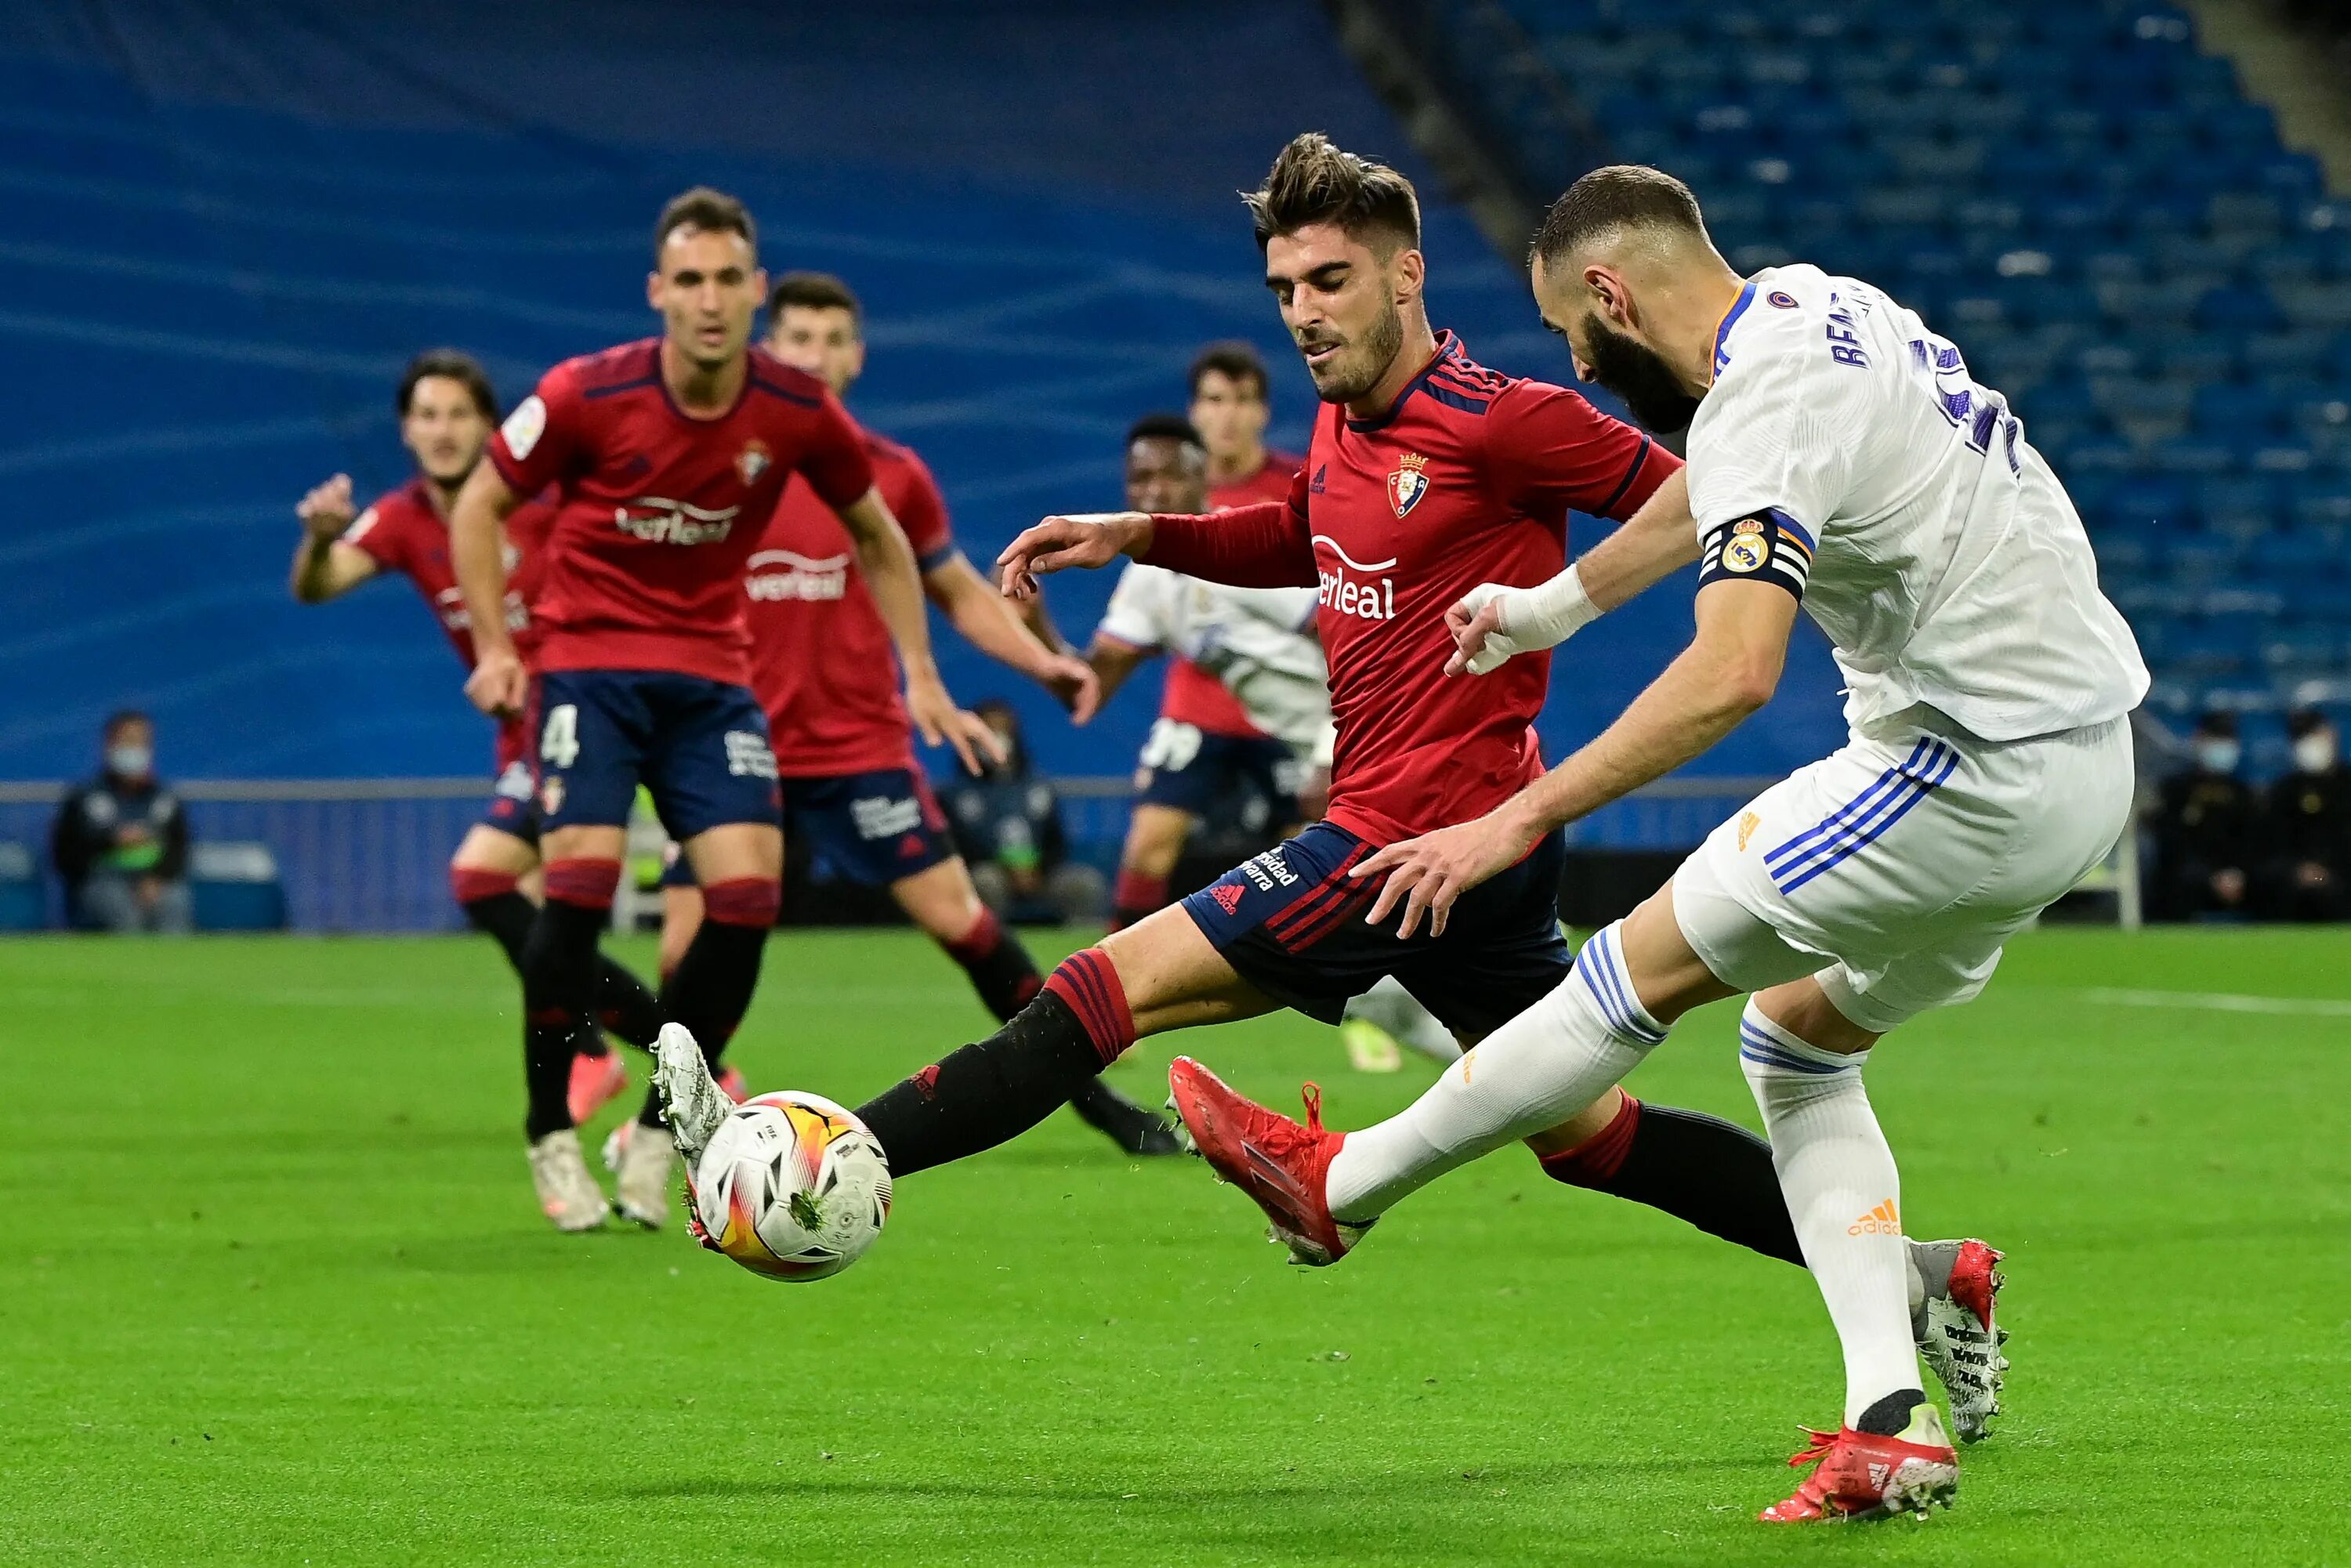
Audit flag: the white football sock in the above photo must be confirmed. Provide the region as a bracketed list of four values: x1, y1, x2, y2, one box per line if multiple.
[1738, 1000, 1921, 1427]
[1325, 921, 1665, 1222]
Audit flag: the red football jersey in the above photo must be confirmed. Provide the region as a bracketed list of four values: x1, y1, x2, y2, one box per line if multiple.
[484, 339, 875, 685]
[1139, 333, 1676, 845]
[346, 476, 557, 767]
[745, 428, 957, 777]
[1148, 450, 1308, 740]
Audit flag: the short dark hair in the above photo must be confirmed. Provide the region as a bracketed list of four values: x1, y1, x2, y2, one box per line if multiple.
[396, 349, 497, 421]
[653, 186, 756, 264]
[1243, 132, 1420, 255]
[1126, 413, 1204, 451]
[767, 270, 862, 327]
[1529, 165, 1710, 271]
[103, 709, 150, 740]
[1188, 341, 1270, 400]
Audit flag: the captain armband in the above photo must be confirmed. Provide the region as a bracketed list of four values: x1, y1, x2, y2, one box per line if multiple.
[1697, 509, 1813, 602]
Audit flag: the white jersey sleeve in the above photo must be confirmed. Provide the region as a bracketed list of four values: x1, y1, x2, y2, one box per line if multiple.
[1687, 265, 2148, 742]
[1097, 561, 1179, 650]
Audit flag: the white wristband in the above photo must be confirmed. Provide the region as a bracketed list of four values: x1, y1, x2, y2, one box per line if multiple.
[1458, 566, 1601, 675]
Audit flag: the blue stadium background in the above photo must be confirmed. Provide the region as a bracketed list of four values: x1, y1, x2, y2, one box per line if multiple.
[6, 0, 2339, 925]
[0, 0, 1845, 800]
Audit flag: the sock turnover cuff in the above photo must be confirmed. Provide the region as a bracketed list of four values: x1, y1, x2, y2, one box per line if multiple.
[1737, 1000, 1867, 1078]
[943, 904, 1004, 965]
[1042, 947, 1135, 1066]
[451, 865, 521, 904]
[1538, 1092, 1643, 1185]
[542, 857, 622, 910]
[1569, 921, 1667, 1048]
[702, 877, 781, 928]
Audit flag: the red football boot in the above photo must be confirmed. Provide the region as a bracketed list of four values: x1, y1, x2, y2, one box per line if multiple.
[1759, 1404, 1958, 1522]
[715, 1066, 748, 1104]
[567, 1048, 629, 1125]
[1166, 1057, 1368, 1266]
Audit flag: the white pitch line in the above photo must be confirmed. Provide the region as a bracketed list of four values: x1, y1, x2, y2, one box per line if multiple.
[2074, 987, 2351, 1019]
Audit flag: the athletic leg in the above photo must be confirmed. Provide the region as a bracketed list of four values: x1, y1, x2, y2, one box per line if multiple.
[895, 855, 1178, 1155]
[638, 821, 781, 1128]
[452, 824, 664, 1055]
[854, 902, 1274, 1176]
[1110, 802, 1192, 930]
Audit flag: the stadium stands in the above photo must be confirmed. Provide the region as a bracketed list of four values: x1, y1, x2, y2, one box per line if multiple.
[0, 0, 1844, 800]
[1393, 0, 2351, 777]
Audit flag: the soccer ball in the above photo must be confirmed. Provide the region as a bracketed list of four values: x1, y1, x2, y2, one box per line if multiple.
[688, 1091, 891, 1282]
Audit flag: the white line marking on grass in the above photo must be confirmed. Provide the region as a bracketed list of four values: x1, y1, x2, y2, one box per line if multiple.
[2075, 987, 2351, 1019]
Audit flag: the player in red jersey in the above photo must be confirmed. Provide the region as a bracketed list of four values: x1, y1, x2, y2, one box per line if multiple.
[650, 270, 1174, 1157]
[1099, 342, 1311, 929]
[288, 350, 660, 1121]
[660, 138, 1831, 1284]
[451, 189, 995, 1231]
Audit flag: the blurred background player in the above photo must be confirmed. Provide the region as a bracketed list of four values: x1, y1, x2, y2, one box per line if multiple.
[2148, 710, 2260, 921]
[651, 271, 1172, 1157]
[288, 350, 663, 1123]
[51, 711, 190, 934]
[1099, 348, 1304, 929]
[1085, 414, 1450, 1070]
[944, 698, 1107, 923]
[2259, 707, 2349, 922]
[451, 187, 996, 1231]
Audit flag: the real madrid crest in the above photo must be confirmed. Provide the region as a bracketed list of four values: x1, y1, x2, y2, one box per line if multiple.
[736, 438, 772, 486]
[1387, 452, 1429, 518]
[1722, 518, 1768, 574]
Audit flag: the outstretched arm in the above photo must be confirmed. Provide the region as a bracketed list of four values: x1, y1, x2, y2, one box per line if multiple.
[923, 552, 1099, 723]
[450, 460, 527, 718]
[1356, 576, 1800, 936]
[835, 488, 1002, 775]
[288, 474, 382, 603]
[1447, 467, 1700, 675]
[1083, 633, 1156, 708]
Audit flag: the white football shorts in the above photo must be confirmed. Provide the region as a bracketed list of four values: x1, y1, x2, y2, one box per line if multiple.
[1671, 707, 2135, 1034]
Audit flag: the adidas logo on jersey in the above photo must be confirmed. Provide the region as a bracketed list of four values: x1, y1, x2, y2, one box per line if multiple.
[1308, 464, 1327, 494]
[1849, 1199, 1901, 1236]
[1211, 884, 1245, 914]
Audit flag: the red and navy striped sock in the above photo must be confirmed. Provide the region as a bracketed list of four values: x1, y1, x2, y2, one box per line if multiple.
[856, 948, 1132, 1176]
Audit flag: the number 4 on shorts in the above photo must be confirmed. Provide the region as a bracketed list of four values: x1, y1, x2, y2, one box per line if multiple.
[541, 704, 581, 768]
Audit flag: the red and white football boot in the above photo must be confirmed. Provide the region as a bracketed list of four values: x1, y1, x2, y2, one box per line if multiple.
[1166, 1057, 1368, 1266]
[1914, 1238, 2007, 1443]
[1758, 1403, 1958, 1522]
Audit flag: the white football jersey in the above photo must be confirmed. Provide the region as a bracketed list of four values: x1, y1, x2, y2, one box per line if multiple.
[1097, 562, 1331, 751]
[1689, 264, 2148, 742]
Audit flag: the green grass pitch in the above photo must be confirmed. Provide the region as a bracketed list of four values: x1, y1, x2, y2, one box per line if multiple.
[3, 925, 2348, 1566]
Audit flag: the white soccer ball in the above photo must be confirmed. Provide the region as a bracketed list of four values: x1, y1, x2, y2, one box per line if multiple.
[689, 1091, 891, 1282]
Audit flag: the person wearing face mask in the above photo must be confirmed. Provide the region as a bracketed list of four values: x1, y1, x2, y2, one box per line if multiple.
[2149, 711, 2261, 920]
[50, 711, 191, 933]
[2258, 708, 2349, 922]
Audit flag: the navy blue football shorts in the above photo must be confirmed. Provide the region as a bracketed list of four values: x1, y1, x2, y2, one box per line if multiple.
[1135, 724, 1302, 820]
[532, 669, 780, 840]
[660, 766, 954, 889]
[1179, 820, 1572, 1039]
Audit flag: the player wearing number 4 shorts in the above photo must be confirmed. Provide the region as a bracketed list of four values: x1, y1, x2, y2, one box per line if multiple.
[288, 351, 662, 1126]
[648, 271, 1170, 1161]
[787, 139, 2001, 1414]
[1176, 166, 2146, 1521]
[451, 189, 993, 1233]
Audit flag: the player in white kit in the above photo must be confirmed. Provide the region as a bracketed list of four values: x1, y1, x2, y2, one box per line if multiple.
[1090, 415, 1454, 1068]
[1169, 166, 2147, 1523]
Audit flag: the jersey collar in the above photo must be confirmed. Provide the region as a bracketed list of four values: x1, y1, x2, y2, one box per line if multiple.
[1346, 330, 1460, 433]
[1712, 279, 1759, 378]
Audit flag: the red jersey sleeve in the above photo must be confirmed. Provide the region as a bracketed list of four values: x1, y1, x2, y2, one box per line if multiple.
[1139, 462, 1317, 588]
[1483, 380, 1682, 523]
[484, 364, 588, 498]
[889, 451, 957, 571]
[341, 498, 408, 573]
[799, 390, 878, 511]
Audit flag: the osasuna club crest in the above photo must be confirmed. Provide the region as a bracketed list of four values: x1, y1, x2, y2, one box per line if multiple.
[1387, 452, 1430, 517]
[736, 438, 772, 486]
